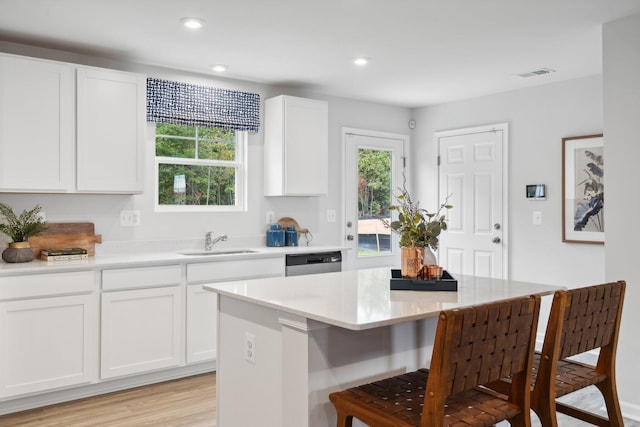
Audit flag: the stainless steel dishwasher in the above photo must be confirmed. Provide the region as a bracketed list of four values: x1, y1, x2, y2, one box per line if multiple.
[285, 251, 342, 276]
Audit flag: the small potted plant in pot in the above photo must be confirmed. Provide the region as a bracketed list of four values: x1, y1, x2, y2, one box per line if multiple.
[0, 203, 48, 263]
[384, 184, 451, 278]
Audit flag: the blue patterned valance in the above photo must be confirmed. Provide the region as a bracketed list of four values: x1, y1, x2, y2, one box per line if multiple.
[146, 78, 260, 133]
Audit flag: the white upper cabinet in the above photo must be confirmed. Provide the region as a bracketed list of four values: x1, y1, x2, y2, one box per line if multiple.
[264, 95, 328, 196]
[0, 54, 75, 191]
[0, 53, 146, 194]
[76, 67, 146, 193]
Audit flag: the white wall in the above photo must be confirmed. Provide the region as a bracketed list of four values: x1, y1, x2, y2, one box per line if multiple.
[410, 76, 605, 286]
[603, 12, 640, 419]
[0, 41, 411, 251]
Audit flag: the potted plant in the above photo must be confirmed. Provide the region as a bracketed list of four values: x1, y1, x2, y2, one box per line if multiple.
[0, 203, 48, 263]
[385, 185, 451, 278]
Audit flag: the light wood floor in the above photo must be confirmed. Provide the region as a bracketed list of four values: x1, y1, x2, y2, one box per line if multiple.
[0, 373, 217, 427]
[1, 372, 637, 426]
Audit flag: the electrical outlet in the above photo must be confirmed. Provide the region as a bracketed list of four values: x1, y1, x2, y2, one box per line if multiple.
[266, 211, 275, 225]
[327, 209, 336, 223]
[245, 332, 256, 364]
[120, 210, 141, 227]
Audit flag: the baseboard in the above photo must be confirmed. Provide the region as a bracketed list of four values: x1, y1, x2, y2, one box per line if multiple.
[0, 361, 216, 416]
[620, 400, 640, 422]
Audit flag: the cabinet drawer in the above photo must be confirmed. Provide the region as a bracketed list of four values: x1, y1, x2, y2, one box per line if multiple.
[102, 265, 181, 291]
[0, 271, 95, 300]
[187, 257, 284, 284]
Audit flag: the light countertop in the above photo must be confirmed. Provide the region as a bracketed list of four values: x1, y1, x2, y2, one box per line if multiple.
[0, 245, 347, 275]
[204, 268, 562, 330]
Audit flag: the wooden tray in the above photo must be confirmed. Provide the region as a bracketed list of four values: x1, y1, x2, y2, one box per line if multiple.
[28, 222, 102, 257]
[390, 269, 458, 291]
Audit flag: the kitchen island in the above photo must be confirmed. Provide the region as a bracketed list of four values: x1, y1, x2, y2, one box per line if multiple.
[204, 268, 562, 427]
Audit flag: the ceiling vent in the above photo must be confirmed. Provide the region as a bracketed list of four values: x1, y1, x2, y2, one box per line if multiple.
[515, 68, 556, 78]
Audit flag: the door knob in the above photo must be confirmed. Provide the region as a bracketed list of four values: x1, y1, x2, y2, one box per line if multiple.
[347, 235, 354, 241]
[494, 223, 501, 230]
[492, 237, 501, 244]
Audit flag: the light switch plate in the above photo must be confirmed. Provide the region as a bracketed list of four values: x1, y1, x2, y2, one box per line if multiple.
[533, 211, 542, 225]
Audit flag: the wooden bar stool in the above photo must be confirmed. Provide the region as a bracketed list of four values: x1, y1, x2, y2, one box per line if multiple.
[329, 294, 542, 427]
[490, 280, 626, 426]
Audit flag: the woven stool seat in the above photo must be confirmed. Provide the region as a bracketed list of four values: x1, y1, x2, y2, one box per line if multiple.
[533, 353, 607, 397]
[337, 369, 522, 426]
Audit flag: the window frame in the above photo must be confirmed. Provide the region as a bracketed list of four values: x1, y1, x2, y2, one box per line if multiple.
[153, 124, 248, 212]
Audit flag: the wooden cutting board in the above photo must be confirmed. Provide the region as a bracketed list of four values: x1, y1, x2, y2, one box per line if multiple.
[28, 222, 102, 257]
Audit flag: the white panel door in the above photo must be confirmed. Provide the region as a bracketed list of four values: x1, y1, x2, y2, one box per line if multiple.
[101, 286, 183, 378]
[186, 285, 217, 363]
[437, 124, 507, 279]
[76, 67, 145, 193]
[0, 54, 74, 191]
[0, 294, 96, 397]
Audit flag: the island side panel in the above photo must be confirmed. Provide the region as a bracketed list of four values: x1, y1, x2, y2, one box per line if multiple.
[217, 296, 284, 427]
[217, 294, 441, 427]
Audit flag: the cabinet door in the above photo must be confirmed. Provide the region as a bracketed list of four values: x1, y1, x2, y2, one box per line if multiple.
[0, 294, 97, 397]
[0, 54, 74, 191]
[76, 67, 146, 193]
[101, 286, 183, 379]
[186, 285, 217, 364]
[264, 95, 328, 196]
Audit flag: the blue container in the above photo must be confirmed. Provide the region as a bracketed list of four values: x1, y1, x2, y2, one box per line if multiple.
[285, 225, 298, 246]
[266, 224, 285, 247]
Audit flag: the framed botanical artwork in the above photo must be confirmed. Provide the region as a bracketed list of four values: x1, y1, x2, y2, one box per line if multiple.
[562, 134, 604, 244]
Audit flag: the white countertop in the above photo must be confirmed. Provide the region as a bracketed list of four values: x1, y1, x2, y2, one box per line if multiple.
[0, 245, 346, 275]
[204, 268, 562, 330]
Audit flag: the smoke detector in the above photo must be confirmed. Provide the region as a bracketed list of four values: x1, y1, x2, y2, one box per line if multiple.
[514, 68, 556, 78]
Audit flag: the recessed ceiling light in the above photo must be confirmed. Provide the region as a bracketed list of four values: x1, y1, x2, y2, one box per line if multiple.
[180, 17, 206, 29]
[211, 64, 227, 73]
[354, 57, 370, 66]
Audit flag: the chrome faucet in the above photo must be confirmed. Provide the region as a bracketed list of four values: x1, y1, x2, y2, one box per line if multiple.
[205, 232, 227, 251]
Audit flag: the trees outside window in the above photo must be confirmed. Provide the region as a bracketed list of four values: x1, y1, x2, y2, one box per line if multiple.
[155, 124, 246, 211]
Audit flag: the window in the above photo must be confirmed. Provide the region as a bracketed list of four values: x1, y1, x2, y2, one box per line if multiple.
[155, 123, 247, 211]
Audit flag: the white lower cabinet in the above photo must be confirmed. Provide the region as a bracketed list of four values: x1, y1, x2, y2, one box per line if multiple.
[0, 271, 97, 398]
[100, 265, 183, 379]
[185, 257, 285, 364]
[186, 285, 217, 364]
[0, 255, 289, 406]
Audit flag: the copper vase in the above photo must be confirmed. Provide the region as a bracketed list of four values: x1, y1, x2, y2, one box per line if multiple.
[401, 246, 425, 278]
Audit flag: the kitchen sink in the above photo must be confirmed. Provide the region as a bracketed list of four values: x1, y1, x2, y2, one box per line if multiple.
[178, 249, 259, 256]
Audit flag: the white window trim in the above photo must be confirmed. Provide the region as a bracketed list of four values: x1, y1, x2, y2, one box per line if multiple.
[154, 127, 248, 212]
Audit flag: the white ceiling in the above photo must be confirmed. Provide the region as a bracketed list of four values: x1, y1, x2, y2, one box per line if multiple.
[1, 0, 640, 108]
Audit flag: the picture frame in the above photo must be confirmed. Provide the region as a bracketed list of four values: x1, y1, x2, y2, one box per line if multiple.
[562, 134, 604, 244]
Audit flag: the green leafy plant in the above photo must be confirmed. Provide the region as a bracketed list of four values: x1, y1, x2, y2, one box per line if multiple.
[384, 184, 452, 250]
[0, 203, 48, 243]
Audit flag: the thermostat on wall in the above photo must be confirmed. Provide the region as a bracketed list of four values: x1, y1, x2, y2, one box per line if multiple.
[526, 184, 546, 200]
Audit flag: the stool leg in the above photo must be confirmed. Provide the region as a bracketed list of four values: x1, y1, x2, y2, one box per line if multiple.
[596, 379, 624, 427]
[335, 410, 353, 427]
[531, 395, 559, 427]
